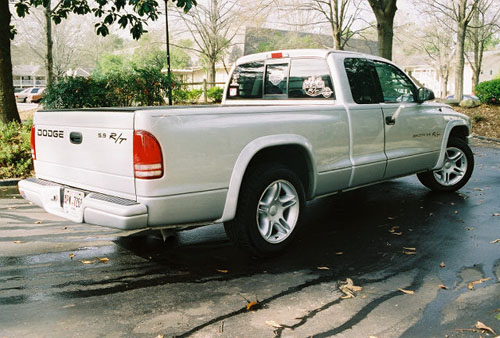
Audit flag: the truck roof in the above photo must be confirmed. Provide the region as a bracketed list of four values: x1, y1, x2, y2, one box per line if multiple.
[235, 49, 367, 65]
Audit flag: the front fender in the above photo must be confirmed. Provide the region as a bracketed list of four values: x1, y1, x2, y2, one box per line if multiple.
[433, 118, 470, 170]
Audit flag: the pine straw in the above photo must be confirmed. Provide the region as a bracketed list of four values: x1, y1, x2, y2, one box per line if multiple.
[454, 104, 500, 140]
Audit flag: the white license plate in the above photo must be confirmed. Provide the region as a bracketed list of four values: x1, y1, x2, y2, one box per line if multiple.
[63, 188, 84, 219]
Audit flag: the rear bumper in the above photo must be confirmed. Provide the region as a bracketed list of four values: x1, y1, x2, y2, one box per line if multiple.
[18, 178, 148, 230]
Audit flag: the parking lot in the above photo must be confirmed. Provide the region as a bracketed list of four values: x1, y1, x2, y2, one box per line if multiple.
[0, 143, 499, 338]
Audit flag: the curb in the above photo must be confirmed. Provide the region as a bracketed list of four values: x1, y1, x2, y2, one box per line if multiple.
[472, 135, 500, 144]
[0, 179, 20, 187]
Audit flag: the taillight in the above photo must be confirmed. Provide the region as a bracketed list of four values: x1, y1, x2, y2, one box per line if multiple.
[133, 130, 163, 179]
[30, 125, 36, 160]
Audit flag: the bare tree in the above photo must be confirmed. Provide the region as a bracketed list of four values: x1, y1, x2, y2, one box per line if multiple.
[283, 0, 369, 50]
[466, 0, 500, 90]
[174, 0, 274, 84]
[367, 0, 398, 60]
[425, 0, 480, 101]
[415, 21, 456, 98]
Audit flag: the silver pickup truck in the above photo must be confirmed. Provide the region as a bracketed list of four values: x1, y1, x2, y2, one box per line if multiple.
[19, 49, 474, 256]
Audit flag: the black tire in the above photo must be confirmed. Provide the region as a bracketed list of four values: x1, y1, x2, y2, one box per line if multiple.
[417, 137, 474, 192]
[224, 163, 305, 257]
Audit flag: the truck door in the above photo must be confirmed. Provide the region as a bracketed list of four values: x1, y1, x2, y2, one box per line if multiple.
[372, 61, 444, 178]
[343, 58, 387, 187]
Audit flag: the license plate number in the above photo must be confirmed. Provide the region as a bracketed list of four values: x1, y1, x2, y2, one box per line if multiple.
[63, 188, 84, 218]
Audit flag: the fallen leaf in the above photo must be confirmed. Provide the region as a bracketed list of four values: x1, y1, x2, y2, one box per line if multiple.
[80, 260, 96, 264]
[8, 207, 15, 210]
[465, 227, 474, 231]
[473, 188, 483, 191]
[317, 266, 330, 270]
[13, 240, 25, 244]
[155, 335, 164, 338]
[403, 251, 417, 255]
[438, 284, 449, 290]
[216, 269, 228, 273]
[490, 239, 500, 244]
[398, 288, 415, 295]
[63, 227, 67, 230]
[403, 247, 416, 251]
[265, 320, 283, 328]
[387, 216, 396, 220]
[69, 253, 75, 260]
[493, 213, 500, 216]
[468, 278, 492, 290]
[388, 226, 400, 233]
[34, 221, 42, 224]
[475, 321, 496, 335]
[246, 301, 259, 311]
[392, 232, 403, 236]
[429, 213, 434, 216]
[440, 262, 446, 268]
[336, 252, 344, 255]
[451, 202, 455, 206]
[339, 278, 362, 299]
[454, 210, 459, 214]
[97, 257, 109, 263]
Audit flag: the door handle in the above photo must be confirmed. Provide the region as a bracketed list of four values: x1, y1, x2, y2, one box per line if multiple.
[385, 116, 396, 125]
[70, 132, 83, 144]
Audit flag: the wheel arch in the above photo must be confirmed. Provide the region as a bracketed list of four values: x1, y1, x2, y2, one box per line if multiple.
[433, 120, 470, 170]
[217, 135, 316, 223]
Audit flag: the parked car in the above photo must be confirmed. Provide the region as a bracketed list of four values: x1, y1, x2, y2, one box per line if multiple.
[445, 94, 479, 101]
[19, 49, 474, 256]
[15, 87, 44, 103]
[27, 87, 45, 103]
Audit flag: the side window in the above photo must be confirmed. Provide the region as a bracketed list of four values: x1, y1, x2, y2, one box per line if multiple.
[373, 61, 416, 103]
[226, 62, 264, 99]
[288, 58, 335, 99]
[344, 58, 382, 104]
[264, 63, 289, 96]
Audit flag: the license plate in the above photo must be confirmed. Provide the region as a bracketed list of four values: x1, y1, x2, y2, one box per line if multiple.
[63, 188, 84, 219]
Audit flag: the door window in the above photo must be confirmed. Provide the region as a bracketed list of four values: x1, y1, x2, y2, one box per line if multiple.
[373, 61, 416, 103]
[344, 58, 382, 104]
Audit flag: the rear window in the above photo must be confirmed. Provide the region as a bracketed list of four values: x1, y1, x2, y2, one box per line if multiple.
[227, 58, 335, 101]
[289, 58, 335, 99]
[227, 62, 264, 99]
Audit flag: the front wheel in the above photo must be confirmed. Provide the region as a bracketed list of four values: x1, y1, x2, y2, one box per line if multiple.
[224, 163, 305, 257]
[417, 137, 474, 192]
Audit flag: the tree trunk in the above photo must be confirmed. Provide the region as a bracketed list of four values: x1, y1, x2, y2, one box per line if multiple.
[377, 17, 394, 60]
[0, 3, 21, 124]
[45, 0, 54, 87]
[454, 22, 467, 101]
[209, 61, 216, 87]
[368, 0, 398, 61]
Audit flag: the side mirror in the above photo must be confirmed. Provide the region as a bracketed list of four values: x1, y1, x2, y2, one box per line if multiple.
[418, 87, 435, 103]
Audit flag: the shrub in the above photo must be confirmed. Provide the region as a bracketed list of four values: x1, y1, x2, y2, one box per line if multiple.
[207, 86, 224, 103]
[475, 79, 500, 104]
[43, 67, 173, 109]
[0, 120, 33, 179]
[172, 88, 203, 104]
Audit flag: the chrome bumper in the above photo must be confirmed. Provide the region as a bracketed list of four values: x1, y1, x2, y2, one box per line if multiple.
[18, 178, 148, 230]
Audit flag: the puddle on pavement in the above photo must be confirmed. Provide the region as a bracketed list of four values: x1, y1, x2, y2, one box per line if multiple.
[0, 186, 20, 199]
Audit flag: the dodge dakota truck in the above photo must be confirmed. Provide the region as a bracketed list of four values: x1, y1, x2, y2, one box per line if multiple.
[19, 49, 474, 256]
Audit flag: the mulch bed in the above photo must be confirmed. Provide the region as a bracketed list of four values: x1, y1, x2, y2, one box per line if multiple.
[454, 104, 500, 140]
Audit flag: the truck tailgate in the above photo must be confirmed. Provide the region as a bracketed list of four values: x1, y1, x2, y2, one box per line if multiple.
[33, 110, 136, 200]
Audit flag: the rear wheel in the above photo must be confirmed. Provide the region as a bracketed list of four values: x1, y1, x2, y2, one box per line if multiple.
[224, 163, 305, 257]
[417, 137, 474, 192]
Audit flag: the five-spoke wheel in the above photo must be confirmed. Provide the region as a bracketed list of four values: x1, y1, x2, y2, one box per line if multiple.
[417, 137, 474, 192]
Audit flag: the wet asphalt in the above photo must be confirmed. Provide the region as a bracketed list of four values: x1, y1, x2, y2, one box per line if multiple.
[0, 142, 499, 338]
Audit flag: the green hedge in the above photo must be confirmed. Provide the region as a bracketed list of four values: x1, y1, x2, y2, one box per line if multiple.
[0, 120, 32, 179]
[43, 67, 173, 109]
[207, 86, 224, 103]
[475, 79, 500, 104]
